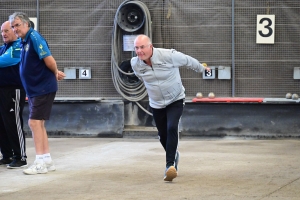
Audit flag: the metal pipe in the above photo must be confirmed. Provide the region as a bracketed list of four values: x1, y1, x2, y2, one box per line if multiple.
[231, 0, 235, 97]
[36, 0, 39, 31]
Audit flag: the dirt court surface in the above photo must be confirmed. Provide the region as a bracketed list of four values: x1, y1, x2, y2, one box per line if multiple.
[0, 137, 300, 200]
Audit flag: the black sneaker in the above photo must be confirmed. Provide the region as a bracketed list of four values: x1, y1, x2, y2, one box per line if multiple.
[0, 158, 12, 165]
[7, 159, 27, 169]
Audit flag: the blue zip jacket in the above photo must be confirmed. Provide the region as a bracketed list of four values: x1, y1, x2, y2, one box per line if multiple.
[0, 38, 23, 87]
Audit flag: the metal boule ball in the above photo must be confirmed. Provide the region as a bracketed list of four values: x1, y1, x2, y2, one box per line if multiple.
[285, 93, 292, 99]
[208, 92, 215, 99]
[196, 92, 203, 99]
[292, 93, 299, 100]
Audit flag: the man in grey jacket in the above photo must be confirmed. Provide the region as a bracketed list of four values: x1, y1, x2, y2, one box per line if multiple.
[131, 34, 209, 181]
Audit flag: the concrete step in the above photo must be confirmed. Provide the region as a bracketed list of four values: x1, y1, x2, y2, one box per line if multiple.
[123, 125, 158, 138]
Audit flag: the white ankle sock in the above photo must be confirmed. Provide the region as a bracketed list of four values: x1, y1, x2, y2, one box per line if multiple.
[35, 155, 44, 164]
[43, 153, 52, 163]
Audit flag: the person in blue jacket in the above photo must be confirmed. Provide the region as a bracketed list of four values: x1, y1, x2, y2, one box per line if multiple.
[131, 34, 210, 181]
[0, 21, 27, 168]
[9, 12, 65, 175]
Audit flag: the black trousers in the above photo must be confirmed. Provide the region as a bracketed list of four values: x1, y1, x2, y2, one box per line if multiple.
[0, 87, 27, 160]
[151, 99, 184, 167]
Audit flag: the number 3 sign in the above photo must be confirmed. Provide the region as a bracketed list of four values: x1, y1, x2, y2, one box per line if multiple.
[256, 15, 275, 44]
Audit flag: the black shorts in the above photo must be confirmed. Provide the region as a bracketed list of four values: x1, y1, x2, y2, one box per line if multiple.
[28, 92, 56, 120]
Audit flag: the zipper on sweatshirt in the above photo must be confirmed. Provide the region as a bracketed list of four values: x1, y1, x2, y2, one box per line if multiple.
[150, 65, 166, 106]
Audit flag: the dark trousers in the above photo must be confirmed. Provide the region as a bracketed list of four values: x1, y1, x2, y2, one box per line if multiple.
[0, 87, 26, 160]
[151, 99, 184, 167]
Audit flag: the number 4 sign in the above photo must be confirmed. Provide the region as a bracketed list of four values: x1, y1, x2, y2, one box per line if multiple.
[79, 67, 91, 79]
[256, 15, 275, 44]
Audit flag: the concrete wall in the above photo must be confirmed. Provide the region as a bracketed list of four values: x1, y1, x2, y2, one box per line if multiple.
[23, 100, 124, 137]
[181, 103, 300, 138]
[23, 101, 300, 138]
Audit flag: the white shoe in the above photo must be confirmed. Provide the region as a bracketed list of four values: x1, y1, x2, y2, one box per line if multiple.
[163, 166, 177, 181]
[23, 162, 48, 175]
[175, 151, 180, 174]
[45, 161, 56, 171]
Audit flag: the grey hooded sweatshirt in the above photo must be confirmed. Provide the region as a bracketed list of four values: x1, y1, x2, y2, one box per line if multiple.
[131, 47, 206, 109]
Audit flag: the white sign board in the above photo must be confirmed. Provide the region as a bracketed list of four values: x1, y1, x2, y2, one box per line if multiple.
[79, 67, 91, 79]
[29, 17, 38, 31]
[256, 15, 275, 44]
[123, 35, 138, 51]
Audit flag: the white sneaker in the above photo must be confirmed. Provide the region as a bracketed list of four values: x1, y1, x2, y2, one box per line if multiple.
[23, 162, 48, 175]
[45, 161, 56, 171]
[175, 151, 180, 173]
[163, 166, 177, 181]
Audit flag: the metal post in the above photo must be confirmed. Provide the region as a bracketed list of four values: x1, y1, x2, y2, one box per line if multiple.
[231, 0, 235, 97]
[36, 0, 39, 32]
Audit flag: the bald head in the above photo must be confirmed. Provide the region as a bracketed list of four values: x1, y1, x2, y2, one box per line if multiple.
[134, 34, 152, 46]
[133, 34, 153, 62]
[1, 21, 10, 27]
[1, 21, 18, 44]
